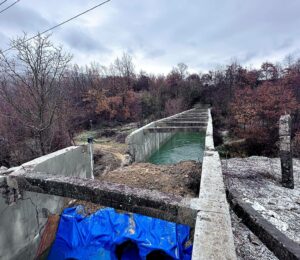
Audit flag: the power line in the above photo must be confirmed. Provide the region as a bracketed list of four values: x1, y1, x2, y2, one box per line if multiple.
[0, 0, 19, 15]
[0, 0, 9, 7]
[2, 0, 111, 53]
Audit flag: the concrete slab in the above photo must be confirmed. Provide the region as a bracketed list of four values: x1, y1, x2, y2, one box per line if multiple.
[192, 210, 236, 260]
[192, 109, 237, 260]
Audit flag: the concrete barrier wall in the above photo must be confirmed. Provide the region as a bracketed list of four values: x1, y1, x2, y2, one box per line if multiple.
[0, 146, 91, 260]
[22, 146, 92, 178]
[126, 109, 195, 162]
[192, 109, 237, 260]
[0, 191, 64, 260]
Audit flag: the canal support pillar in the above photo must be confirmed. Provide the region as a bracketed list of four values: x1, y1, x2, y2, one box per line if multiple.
[279, 114, 294, 189]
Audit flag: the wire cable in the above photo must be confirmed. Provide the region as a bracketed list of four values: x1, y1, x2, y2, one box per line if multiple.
[0, 0, 19, 15]
[1, 0, 111, 53]
[0, 0, 9, 7]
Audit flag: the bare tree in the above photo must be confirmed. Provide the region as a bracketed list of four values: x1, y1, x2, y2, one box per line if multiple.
[0, 34, 72, 155]
[177, 62, 188, 79]
[111, 52, 135, 88]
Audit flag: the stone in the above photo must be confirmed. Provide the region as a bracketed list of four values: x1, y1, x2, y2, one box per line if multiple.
[121, 154, 133, 167]
[252, 201, 266, 212]
[248, 233, 261, 246]
[0, 166, 8, 172]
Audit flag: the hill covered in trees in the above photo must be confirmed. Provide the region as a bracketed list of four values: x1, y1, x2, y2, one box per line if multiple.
[0, 35, 299, 166]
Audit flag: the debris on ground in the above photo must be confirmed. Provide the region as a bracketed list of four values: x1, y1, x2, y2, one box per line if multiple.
[222, 156, 300, 244]
[230, 210, 277, 260]
[75, 123, 134, 176]
[93, 148, 123, 176]
[66, 199, 105, 214]
[97, 160, 201, 197]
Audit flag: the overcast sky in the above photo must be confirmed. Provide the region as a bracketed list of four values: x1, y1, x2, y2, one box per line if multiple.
[1, 0, 300, 74]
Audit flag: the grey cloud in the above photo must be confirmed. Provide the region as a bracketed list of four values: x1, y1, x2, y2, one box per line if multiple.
[144, 49, 166, 59]
[274, 38, 293, 51]
[2, 0, 300, 72]
[0, 5, 49, 32]
[62, 28, 111, 54]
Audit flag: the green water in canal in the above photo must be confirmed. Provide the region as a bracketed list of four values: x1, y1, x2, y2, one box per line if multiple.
[148, 132, 205, 165]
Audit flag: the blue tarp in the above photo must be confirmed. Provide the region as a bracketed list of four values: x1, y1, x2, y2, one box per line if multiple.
[48, 206, 192, 260]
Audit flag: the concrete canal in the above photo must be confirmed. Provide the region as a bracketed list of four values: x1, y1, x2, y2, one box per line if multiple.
[148, 132, 205, 165]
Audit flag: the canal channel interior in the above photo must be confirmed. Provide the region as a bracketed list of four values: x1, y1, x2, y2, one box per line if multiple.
[148, 132, 206, 165]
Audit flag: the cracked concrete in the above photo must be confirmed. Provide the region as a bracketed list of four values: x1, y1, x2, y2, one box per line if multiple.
[0, 146, 92, 260]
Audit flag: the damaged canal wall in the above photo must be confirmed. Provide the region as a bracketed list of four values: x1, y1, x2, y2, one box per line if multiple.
[0, 146, 92, 260]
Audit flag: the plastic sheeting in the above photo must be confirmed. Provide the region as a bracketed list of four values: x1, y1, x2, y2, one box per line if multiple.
[48, 206, 192, 260]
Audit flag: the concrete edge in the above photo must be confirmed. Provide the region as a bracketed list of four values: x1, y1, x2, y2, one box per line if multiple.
[7, 169, 199, 226]
[227, 189, 300, 260]
[125, 108, 197, 143]
[192, 108, 237, 260]
[0, 146, 87, 176]
[21, 146, 82, 168]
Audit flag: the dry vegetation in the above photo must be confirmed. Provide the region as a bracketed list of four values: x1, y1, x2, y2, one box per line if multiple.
[0, 34, 299, 167]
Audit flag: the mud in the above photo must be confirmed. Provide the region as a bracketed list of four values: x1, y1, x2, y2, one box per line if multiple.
[94, 150, 122, 176]
[97, 161, 201, 197]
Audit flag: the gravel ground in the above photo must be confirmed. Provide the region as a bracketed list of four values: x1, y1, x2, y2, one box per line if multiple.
[222, 156, 300, 244]
[230, 210, 277, 260]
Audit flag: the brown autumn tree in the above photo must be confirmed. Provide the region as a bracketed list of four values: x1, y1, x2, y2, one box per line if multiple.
[260, 62, 279, 81]
[230, 82, 299, 154]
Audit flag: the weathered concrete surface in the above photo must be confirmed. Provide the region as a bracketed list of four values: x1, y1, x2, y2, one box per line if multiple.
[279, 114, 294, 188]
[126, 108, 207, 162]
[8, 169, 199, 226]
[230, 210, 278, 260]
[204, 109, 214, 151]
[192, 109, 237, 260]
[0, 146, 92, 260]
[144, 126, 206, 133]
[157, 121, 207, 127]
[164, 116, 208, 121]
[223, 156, 300, 255]
[0, 191, 64, 260]
[228, 191, 300, 260]
[22, 146, 92, 178]
[126, 122, 174, 162]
